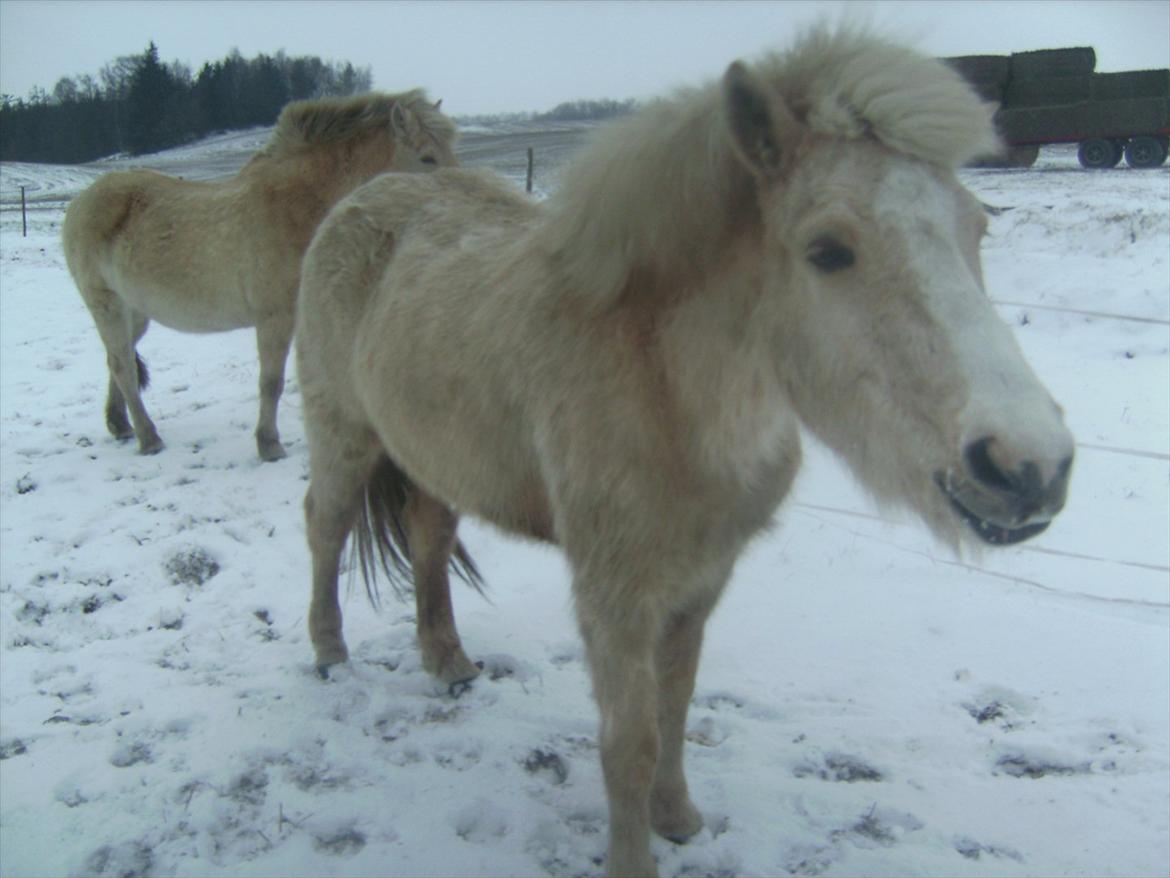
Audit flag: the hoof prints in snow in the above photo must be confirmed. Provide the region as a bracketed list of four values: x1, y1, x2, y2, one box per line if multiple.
[793, 752, 884, 783]
[0, 739, 28, 760]
[994, 752, 1092, 779]
[313, 827, 367, 856]
[164, 547, 220, 586]
[784, 808, 925, 875]
[832, 805, 924, 849]
[110, 741, 153, 768]
[83, 841, 154, 878]
[523, 747, 569, 784]
[965, 699, 1009, 724]
[954, 836, 1024, 862]
[685, 716, 730, 747]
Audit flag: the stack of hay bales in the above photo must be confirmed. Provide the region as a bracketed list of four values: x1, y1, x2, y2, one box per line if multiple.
[944, 47, 1170, 166]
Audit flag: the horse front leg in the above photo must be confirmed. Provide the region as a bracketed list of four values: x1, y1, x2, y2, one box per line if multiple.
[578, 588, 662, 877]
[404, 488, 481, 688]
[254, 314, 294, 461]
[649, 593, 720, 843]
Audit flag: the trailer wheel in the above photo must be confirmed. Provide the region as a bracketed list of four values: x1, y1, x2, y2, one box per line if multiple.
[1124, 136, 1168, 169]
[1078, 139, 1120, 169]
[1006, 144, 1040, 168]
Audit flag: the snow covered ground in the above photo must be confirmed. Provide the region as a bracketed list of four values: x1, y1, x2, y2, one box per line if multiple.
[0, 137, 1167, 878]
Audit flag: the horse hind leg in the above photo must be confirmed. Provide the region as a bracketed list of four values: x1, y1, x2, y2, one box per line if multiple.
[304, 423, 382, 671]
[105, 316, 151, 440]
[105, 375, 133, 440]
[87, 291, 162, 454]
[254, 314, 293, 461]
[404, 488, 482, 689]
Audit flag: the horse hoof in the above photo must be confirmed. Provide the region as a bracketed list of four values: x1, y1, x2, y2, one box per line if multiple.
[316, 657, 352, 680]
[651, 797, 703, 843]
[138, 438, 165, 455]
[448, 678, 475, 699]
[258, 440, 287, 462]
[427, 648, 482, 689]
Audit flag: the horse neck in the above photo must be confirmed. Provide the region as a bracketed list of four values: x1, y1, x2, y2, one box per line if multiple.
[538, 88, 759, 305]
[241, 147, 371, 246]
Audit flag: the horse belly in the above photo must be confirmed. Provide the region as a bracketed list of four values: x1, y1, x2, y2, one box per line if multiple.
[111, 272, 254, 334]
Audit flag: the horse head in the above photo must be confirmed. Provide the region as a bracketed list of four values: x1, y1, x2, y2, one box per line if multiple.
[387, 93, 460, 172]
[722, 33, 1073, 547]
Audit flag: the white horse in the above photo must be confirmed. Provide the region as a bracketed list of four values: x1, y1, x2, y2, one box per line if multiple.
[62, 90, 458, 460]
[296, 28, 1073, 876]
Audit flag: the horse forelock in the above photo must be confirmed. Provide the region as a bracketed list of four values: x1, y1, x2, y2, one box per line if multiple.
[539, 26, 998, 304]
[762, 25, 1001, 169]
[263, 89, 457, 158]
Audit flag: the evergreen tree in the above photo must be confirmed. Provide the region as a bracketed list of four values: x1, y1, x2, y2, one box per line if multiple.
[127, 42, 178, 154]
[0, 44, 379, 163]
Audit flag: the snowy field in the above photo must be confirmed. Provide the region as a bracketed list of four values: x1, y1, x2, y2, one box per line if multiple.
[0, 134, 1167, 878]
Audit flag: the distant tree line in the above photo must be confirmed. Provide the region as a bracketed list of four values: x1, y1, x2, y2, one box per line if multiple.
[535, 98, 638, 122]
[459, 97, 638, 127]
[0, 43, 373, 163]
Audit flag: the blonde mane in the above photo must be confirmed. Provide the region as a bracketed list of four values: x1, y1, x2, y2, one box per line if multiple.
[537, 26, 999, 303]
[261, 89, 457, 158]
[760, 26, 1001, 168]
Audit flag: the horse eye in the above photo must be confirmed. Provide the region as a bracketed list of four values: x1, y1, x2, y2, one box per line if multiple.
[420, 156, 438, 165]
[807, 237, 855, 273]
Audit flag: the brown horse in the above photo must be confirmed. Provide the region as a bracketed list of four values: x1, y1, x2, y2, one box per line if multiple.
[296, 28, 1074, 877]
[61, 90, 458, 461]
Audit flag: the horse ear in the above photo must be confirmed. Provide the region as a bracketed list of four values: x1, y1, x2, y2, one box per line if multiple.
[723, 61, 790, 177]
[391, 102, 421, 140]
[433, 99, 443, 111]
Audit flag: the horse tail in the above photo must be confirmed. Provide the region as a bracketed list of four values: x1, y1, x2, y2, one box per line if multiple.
[135, 354, 150, 390]
[353, 455, 484, 607]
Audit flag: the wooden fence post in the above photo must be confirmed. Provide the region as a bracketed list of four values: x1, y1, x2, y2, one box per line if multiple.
[526, 147, 534, 194]
[21, 186, 28, 237]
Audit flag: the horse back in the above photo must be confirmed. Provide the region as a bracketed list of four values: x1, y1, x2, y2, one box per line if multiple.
[299, 170, 555, 538]
[65, 171, 190, 254]
[64, 171, 221, 284]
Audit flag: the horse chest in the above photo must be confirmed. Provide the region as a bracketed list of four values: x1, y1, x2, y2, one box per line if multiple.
[666, 346, 798, 492]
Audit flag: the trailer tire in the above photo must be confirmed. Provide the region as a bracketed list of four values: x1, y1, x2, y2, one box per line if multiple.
[1006, 144, 1040, 167]
[1078, 138, 1121, 168]
[1124, 136, 1168, 168]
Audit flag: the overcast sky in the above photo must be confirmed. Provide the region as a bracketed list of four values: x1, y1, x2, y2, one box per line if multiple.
[2, 0, 1168, 115]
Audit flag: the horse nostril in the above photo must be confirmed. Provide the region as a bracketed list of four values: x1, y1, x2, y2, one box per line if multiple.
[964, 436, 1015, 493]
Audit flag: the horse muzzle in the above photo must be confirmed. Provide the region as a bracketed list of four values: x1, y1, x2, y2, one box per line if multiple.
[935, 436, 1074, 546]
